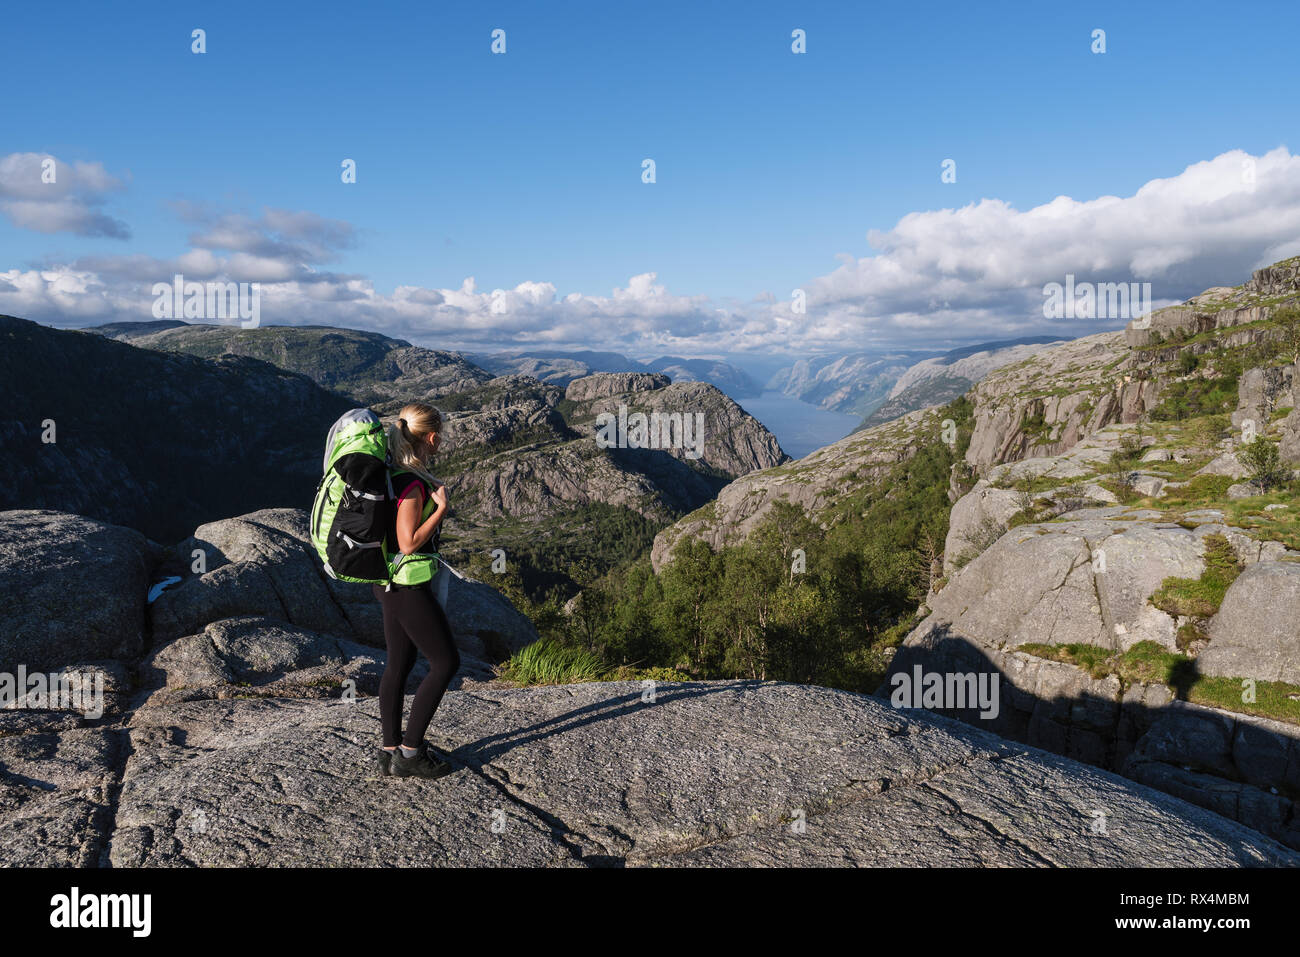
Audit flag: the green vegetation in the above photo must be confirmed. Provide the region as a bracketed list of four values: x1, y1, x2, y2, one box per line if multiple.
[497, 638, 607, 685]
[1150, 533, 1242, 618]
[1149, 373, 1239, 422]
[1176, 349, 1200, 375]
[495, 395, 975, 692]
[1239, 437, 1291, 491]
[454, 501, 666, 601]
[1018, 642, 1114, 678]
[1019, 640, 1300, 725]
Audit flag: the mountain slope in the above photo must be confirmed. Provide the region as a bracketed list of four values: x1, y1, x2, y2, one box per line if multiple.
[470, 348, 761, 398]
[766, 352, 923, 417]
[87, 321, 491, 404]
[857, 336, 1069, 430]
[1, 316, 353, 543]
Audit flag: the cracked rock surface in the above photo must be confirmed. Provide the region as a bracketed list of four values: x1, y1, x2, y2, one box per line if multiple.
[21, 681, 1285, 867]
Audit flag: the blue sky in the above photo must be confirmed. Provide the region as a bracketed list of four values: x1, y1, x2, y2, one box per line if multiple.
[3, 0, 1299, 358]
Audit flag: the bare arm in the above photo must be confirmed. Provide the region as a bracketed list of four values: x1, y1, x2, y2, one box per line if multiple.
[395, 484, 448, 554]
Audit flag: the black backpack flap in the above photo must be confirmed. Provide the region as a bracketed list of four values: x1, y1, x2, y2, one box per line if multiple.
[334, 451, 389, 495]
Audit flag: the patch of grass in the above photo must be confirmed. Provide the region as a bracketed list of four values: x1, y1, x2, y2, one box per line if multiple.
[1191, 674, 1300, 724]
[1221, 494, 1300, 549]
[1020, 639, 1300, 725]
[497, 638, 607, 685]
[1150, 533, 1242, 618]
[1157, 473, 1234, 506]
[1017, 642, 1115, 679]
[1175, 620, 1206, 651]
[1097, 476, 1145, 505]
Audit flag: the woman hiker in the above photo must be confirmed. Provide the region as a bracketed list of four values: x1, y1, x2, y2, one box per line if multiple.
[375, 403, 462, 779]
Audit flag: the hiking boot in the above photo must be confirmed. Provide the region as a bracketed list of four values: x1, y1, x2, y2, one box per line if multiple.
[390, 743, 454, 780]
[378, 747, 397, 775]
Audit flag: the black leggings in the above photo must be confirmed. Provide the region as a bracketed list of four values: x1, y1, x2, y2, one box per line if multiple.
[372, 582, 462, 748]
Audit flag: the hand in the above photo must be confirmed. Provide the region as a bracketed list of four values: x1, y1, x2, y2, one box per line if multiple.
[431, 483, 449, 510]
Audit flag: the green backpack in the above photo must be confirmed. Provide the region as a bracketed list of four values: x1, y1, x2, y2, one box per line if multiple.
[310, 409, 394, 584]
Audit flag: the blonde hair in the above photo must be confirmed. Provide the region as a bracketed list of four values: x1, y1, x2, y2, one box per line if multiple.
[388, 403, 442, 487]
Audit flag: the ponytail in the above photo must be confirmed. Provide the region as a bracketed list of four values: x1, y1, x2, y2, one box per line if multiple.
[388, 403, 442, 488]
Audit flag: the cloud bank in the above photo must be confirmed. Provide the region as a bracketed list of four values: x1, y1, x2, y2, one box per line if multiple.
[0, 153, 130, 239]
[2, 147, 1298, 354]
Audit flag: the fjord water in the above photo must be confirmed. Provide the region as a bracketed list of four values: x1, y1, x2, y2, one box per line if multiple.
[736, 391, 862, 460]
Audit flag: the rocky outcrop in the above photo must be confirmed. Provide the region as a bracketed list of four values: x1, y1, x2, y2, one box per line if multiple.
[885, 409, 1300, 847]
[0, 510, 161, 671]
[440, 394, 573, 462]
[932, 505, 1295, 655]
[883, 626, 1300, 851]
[4, 681, 1282, 867]
[860, 337, 1069, 431]
[574, 381, 787, 475]
[1253, 358, 1300, 465]
[150, 508, 538, 671]
[963, 332, 1142, 473]
[448, 377, 790, 555]
[1232, 362, 1296, 434]
[135, 614, 407, 709]
[564, 372, 669, 401]
[1124, 259, 1300, 349]
[652, 405, 945, 570]
[0, 501, 548, 866]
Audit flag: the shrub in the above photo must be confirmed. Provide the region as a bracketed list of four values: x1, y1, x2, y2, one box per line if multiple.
[1239, 437, 1291, 491]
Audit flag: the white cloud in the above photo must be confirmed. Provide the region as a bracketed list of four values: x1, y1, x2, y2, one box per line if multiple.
[4, 147, 1300, 354]
[0, 153, 130, 238]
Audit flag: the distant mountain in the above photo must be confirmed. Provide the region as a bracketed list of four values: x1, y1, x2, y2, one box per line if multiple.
[86, 320, 490, 405]
[766, 351, 934, 416]
[766, 338, 1075, 422]
[855, 336, 1070, 431]
[470, 349, 761, 399]
[641, 357, 761, 398]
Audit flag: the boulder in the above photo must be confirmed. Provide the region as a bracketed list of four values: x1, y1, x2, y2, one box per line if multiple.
[1200, 562, 1300, 684]
[1131, 475, 1166, 497]
[1196, 451, 1249, 479]
[943, 482, 1023, 573]
[0, 510, 161, 671]
[1227, 480, 1264, 499]
[564, 373, 670, 402]
[97, 682, 1299, 867]
[150, 508, 539, 666]
[134, 614, 494, 709]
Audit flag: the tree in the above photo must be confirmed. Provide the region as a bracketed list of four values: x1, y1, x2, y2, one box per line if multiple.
[1239, 437, 1291, 492]
[1276, 307, 1300, 366]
